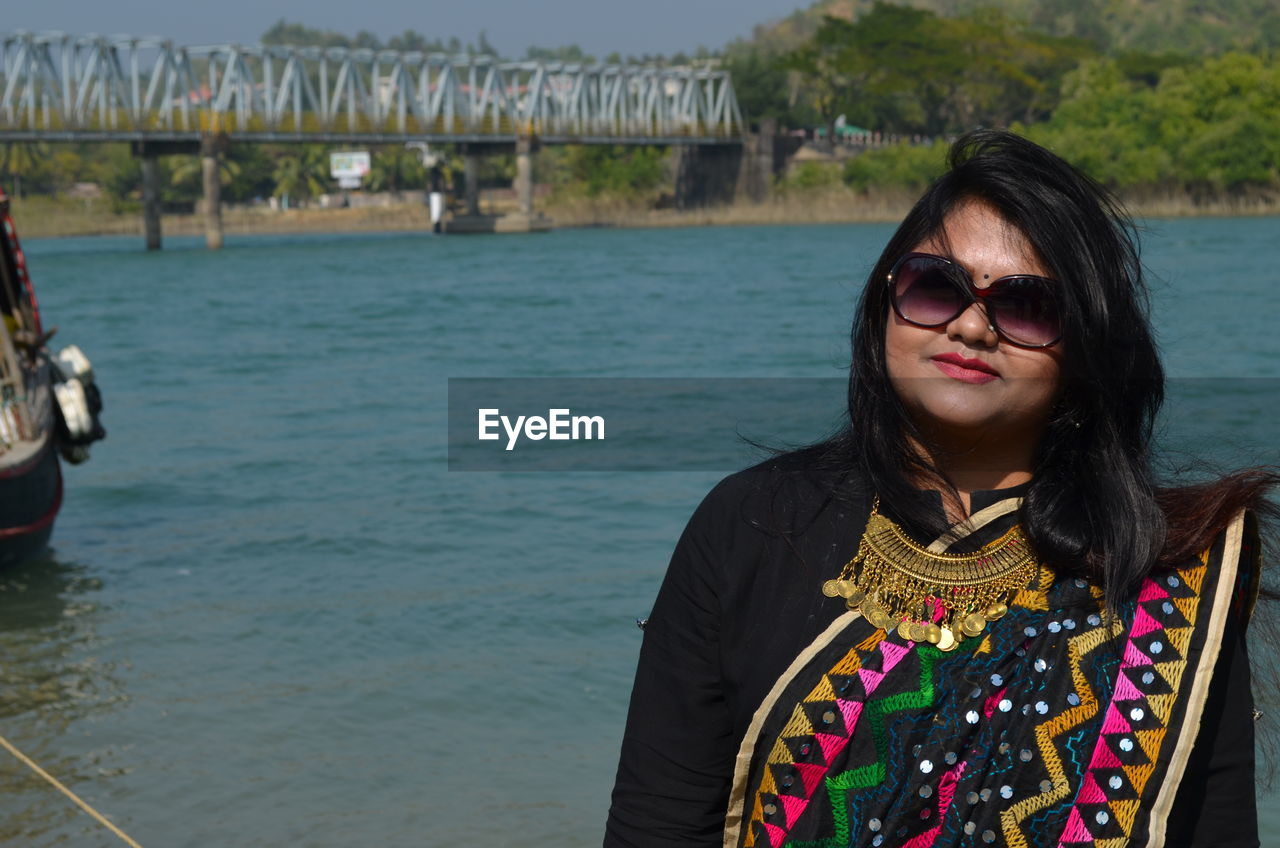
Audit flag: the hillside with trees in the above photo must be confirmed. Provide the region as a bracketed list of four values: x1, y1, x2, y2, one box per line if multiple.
[738, 0, 1280, 55]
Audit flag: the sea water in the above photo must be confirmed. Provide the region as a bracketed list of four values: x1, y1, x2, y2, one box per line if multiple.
[2, 218, 1277, 845]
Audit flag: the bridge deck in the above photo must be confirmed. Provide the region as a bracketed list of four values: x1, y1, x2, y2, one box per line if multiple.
[0, 33, 744, 145]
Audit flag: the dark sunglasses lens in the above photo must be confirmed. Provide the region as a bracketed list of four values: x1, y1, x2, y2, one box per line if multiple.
[988, 278, 1060, 346]
[894, 258, 964, 327]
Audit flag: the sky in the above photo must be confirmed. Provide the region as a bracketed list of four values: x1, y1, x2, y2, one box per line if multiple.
[3, 0, 809, 58]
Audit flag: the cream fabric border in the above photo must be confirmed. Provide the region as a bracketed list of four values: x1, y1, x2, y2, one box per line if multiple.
[721, 496, 1024, 848]
[927, 497, 1024, 553]
[721, 609, 860, 848]
[1143, 509, 1247, 848]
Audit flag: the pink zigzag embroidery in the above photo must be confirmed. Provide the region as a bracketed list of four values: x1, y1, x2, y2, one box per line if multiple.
[1056, 575, 1169, 848]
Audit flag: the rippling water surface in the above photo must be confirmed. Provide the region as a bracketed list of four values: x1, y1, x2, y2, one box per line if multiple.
[3, 218, 1278, 845]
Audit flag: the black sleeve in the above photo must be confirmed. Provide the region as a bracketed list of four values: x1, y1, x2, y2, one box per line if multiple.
[604, 483, 740, 848]
[1164, 608, 1258, 848]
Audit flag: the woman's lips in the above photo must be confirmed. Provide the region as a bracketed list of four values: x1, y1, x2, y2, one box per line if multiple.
[931, 353, 1000, 384]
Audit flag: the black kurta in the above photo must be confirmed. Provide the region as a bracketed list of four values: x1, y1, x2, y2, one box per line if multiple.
[604, 461, 1257, 848]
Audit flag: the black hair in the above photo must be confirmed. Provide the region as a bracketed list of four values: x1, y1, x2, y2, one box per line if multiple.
[811, 129, 1234, 614]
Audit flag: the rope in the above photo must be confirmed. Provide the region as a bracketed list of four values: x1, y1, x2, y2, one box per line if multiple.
[0, 731, 144, 848]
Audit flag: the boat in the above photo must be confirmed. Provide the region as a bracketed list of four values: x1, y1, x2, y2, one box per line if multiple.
[0, 184, 105, 568]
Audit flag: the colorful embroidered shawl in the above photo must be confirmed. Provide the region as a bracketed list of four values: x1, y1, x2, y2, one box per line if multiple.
[723, 505, 1256, 848]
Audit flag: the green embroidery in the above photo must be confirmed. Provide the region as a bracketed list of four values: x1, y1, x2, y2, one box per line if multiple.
[787, 644, 945, 848]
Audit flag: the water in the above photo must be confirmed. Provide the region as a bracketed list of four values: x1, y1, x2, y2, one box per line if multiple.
[3, 219, 1278, 845]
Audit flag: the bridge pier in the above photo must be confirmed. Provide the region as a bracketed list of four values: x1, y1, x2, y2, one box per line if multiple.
[140, 152, 162, 251]
[201, 136, 225, 251]
[131, 140, 200, 251]
[446, 140, 552, 234]
[463, 152, 481, 216]
[674, 144, 744, 210]
[515, 136, 534, 215]
[737, 118, 777, 204]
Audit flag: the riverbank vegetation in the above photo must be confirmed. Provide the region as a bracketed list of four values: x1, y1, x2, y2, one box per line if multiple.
[2, 1, 1278, 231]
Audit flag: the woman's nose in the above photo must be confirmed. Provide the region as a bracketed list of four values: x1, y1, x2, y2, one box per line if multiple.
[946, 301, 999, 347]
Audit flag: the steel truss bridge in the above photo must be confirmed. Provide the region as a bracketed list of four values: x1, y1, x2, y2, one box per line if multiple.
[0, 32, 745, 146]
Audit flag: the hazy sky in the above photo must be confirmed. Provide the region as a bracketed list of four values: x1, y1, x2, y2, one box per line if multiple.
[4, 0, 807, 58]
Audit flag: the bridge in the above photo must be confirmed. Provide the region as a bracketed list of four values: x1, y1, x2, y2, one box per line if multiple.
[0, 32, 744, 146]
[1, 32, 747, 246]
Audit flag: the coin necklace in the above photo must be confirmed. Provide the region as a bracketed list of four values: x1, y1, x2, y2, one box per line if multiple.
[822, 499, 1038, 651]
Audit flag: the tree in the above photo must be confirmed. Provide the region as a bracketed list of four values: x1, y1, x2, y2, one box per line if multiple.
[169, 155, 242, 208]
[366, 145, 427, 194]
[0, 142, 49, 198]
[781, 3, 1099, 137]
[524, 44, 595, 64]
[781, 14, 866, 150]
[272, 146, 330, 205]
[722, 48, 797, 130]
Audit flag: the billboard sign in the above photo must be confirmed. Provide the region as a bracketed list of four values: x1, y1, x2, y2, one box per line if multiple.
[330, 151, 371, 180]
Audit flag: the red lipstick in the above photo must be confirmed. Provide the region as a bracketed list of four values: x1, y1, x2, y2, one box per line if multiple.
[931, 353, 1000, 384]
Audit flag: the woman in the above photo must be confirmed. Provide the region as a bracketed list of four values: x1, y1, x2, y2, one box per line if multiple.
[604, 131, 1272, 848]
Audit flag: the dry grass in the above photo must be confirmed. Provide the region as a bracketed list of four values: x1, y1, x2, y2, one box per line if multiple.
[9, 186, 1279, 242]
[544, 188, 918, 228]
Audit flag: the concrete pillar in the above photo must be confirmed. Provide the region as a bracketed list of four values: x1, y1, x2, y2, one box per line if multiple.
[140, 152, 162, 251]
[675, 144, 744, 210]
[515, 136, 533, 215]
[201, 136, 224, 251]
[464, 153, 481, 216]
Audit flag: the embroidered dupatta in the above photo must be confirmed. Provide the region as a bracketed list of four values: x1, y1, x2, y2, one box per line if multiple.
[723, 500, 1257, 848]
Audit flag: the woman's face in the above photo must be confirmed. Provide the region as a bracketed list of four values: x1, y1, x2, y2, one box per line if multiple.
[885, 199, 1063, 453]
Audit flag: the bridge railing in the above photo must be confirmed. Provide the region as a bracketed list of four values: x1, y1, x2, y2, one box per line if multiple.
[0, 32, 744, 143]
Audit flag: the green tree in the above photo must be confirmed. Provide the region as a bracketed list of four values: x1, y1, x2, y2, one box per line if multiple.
[781, 14, 866, 149]
[556, 145, 668, 198]
[524, 44, 595, 63]
[366, 145, 428, 194]
[272, 146, 330, 204]
[723, 48, 798, 130]
[0, 142, 49, 198]
[168, 155, 242, 207]
[782, 3, 1097, 137]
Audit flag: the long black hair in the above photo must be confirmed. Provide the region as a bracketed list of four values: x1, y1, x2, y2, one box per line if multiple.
[806, 129, 1272, 614]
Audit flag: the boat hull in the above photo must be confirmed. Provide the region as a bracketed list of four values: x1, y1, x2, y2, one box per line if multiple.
[0, 436, 61, 568]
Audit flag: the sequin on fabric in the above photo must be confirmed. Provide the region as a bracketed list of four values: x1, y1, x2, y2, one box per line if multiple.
[731, 533, 1236, 848]
[1052, 549, 1211, 848]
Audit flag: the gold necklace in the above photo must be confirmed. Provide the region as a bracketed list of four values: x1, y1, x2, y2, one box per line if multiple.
[822, 499, 1038, 651]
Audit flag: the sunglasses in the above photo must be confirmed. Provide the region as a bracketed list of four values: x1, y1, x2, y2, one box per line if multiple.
[887, 252, 1062, 348]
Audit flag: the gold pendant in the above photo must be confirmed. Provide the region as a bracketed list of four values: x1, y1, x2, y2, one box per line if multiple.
[823, 499, 1039, 649]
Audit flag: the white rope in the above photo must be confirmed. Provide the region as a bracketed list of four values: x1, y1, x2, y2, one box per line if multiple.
[0, 731, 144, 848]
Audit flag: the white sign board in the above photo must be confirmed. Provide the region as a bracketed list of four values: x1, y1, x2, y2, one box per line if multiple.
[330, 151, 371, 180]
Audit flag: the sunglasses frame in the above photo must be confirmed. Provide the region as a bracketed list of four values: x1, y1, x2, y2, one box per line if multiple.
[886, 251, 1063, 349]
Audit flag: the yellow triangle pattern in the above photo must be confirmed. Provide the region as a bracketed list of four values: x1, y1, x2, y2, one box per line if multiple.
[1172, 595, 1198, 623]
[1122, 762, 1155, 791]
[1152, 660, 1183, 685]
[744, 630, 883, 841]
[1183, 560, 1207, 593]
[810, 674, 836, 703]
[1134, 729, 1163, 761]
[1146, 693, 1176, 725]
[767, 736, 792, 766]
[783, 704, 815, 739]
[1111, 799, 1142, 832]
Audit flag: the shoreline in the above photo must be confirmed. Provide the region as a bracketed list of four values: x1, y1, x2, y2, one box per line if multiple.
[12, 190, 1280, 241]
